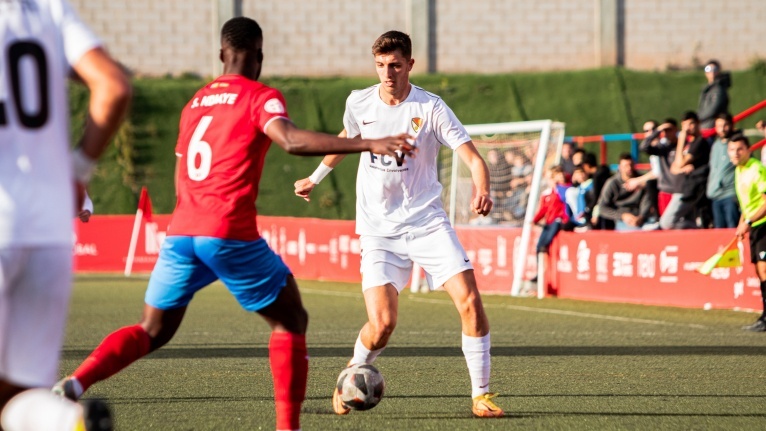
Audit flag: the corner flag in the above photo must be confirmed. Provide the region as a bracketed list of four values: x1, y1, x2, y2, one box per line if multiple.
[125, 187, 153, 276]
[698, 237, 740, 276]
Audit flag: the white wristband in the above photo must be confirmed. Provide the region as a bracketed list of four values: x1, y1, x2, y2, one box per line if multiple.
[72, 148, 97, 184]
[308, 163, 333, 184]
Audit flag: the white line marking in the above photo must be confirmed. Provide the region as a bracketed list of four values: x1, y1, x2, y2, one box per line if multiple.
[407, 297, 708, 329]
[301, 288, 707, 329]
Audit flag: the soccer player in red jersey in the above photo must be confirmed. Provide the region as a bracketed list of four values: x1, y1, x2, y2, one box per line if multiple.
[54, 17, 412, 431]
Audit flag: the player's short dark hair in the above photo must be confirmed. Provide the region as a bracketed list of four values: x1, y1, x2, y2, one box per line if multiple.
[619, 152, 634, 162]
[372, 31, 412, 59]
[715, 112, 733, 124]
[221, 17, 263, 51]
[572, 148, 585, 156]
[730, 133, 750, 147]
[682, 111, 699, 122]
[582, 152, 598, 167]
[662, 118, 677, 127]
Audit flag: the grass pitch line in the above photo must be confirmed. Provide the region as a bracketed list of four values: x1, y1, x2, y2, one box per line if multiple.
[300, 287, 364, 299]
[407, 296, 708, 329]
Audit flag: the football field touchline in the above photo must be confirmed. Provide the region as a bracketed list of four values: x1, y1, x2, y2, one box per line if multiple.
[406, 296, 707, 329]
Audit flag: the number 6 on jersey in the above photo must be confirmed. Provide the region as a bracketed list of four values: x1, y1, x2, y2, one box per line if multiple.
[187, 116, 213, 181]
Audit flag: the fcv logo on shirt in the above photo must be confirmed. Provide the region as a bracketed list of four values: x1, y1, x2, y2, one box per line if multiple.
[369, 150, 407, 168]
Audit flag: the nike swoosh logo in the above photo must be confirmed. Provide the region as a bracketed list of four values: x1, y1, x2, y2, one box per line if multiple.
[363, 120, 376, 125]
[464, 258, 470, 262]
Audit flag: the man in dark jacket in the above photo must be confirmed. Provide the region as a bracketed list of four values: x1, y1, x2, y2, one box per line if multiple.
[597, 153, 655, 231]
[698, 60, 730, 129]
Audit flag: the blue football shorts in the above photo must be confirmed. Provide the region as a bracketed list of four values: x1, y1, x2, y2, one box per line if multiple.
[145, 236, 291, 312]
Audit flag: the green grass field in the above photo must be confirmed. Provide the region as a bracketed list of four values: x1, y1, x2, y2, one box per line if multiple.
[63, 275, 766, 430]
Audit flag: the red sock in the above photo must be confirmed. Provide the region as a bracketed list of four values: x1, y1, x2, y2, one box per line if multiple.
[72, 324, 151, 391]
[269, 331, 308, 431]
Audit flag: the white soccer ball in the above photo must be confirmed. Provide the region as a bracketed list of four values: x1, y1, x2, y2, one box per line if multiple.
[335, 364, 385, 411]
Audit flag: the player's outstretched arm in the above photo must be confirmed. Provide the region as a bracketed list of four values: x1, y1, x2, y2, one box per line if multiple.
[265, 118, 414, 157]
[294, 130, 350, 202]
[456, 141, 493, 216]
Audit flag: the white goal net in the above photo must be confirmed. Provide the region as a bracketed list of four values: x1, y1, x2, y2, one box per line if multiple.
[438, 120, 566, 296]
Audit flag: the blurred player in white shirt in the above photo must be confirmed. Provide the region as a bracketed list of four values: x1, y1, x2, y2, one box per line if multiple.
[0, 0, 130, 429]
[294, 30, 504, 418]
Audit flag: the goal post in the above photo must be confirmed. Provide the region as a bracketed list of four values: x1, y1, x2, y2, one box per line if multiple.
[438, 120, 566, 296]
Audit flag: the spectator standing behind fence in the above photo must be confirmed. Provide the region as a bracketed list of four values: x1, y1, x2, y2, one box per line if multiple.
[640, 119, 685, 230]
[706, 113, 740, 228]
[670, 112, 711, 228]
[559, 142, 576, 177]
[698, 60, 731, 130]
[597, 153, 655, 231]
[729, 134, 766, 332]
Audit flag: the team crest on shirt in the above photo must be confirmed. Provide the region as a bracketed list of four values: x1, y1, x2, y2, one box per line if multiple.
[411, 117, 423, 133]
[264, 98, 286, 114]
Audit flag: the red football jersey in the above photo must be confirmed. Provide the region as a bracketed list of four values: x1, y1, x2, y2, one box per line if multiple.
[168, 75, 289, 240]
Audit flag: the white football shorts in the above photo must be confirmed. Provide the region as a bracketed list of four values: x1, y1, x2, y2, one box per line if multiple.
[0, 246, 72, 387]
[360, 218, 473, 292]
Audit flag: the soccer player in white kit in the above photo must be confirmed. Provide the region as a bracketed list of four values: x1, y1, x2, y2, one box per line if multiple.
[0, 1, 130, 430]
[294, 31, 504, 418]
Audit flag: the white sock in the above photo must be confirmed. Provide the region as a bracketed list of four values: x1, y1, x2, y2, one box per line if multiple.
[1, 389, 83, 431]
[462, 332, 491, 398]
[350, 333, 385, 365]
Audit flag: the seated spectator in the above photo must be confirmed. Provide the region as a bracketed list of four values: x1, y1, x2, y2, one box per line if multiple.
[706, 113, 740, 228]
[532, 166, 569, 253]
[571, 148, 585, 168]
[581, 151, 613, 229]
[564, 165, 596, 230]
[640, 119, 685, 229]
[671, 111, 711, 228]
[508, 151, 533, 220]
[597, 153, 656, 231]
[529, 166, 569, 285]
[486, 148, 512, 223]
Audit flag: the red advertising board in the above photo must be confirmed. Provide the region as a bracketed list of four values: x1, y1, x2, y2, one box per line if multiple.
[551, 230, 763, 310]
[73, 216, 535, 293]
[74, 216, 763, 310]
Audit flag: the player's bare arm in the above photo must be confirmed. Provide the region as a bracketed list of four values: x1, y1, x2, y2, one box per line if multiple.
[71, 47, 131, 208]
[294, 130, 350, 201]
[71, 47, 131, 160]
[265, 118, 413, 157]
[456, 141, 493, 216]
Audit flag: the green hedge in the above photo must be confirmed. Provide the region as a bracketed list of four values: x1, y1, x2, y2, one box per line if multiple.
[73, 68, 766, 217]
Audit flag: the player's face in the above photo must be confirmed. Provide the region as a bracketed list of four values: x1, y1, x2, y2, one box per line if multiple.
[374, 50, 413, 98]
[728, 140, 750, 166]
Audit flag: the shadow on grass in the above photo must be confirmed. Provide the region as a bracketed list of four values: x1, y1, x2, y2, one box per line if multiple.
[62, 345, 766, 360]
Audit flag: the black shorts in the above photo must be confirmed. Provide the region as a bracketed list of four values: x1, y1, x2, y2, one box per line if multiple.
[749, 223, 766, 264]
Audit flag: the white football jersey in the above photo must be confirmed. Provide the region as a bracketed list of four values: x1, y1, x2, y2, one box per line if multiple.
[343, 84, 471, 237]
[0, 0, 100, 247]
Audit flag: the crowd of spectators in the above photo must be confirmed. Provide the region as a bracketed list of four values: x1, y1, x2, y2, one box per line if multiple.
[479, 59, 766, 234]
